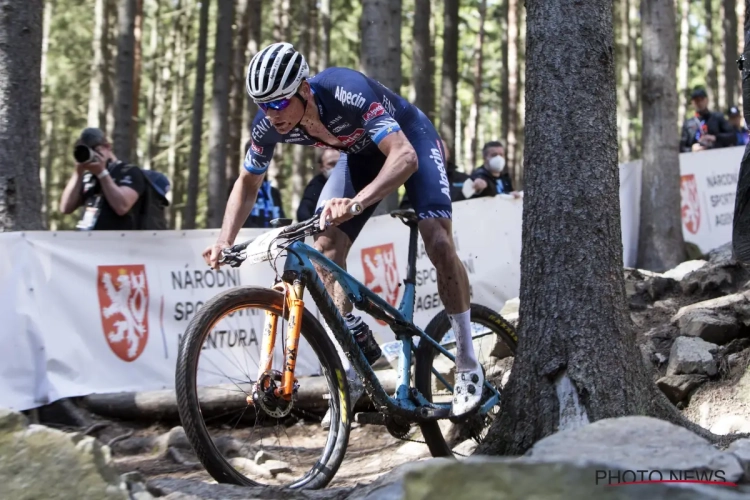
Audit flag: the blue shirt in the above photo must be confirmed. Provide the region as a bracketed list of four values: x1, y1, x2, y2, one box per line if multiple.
[244, 67, 420, 174]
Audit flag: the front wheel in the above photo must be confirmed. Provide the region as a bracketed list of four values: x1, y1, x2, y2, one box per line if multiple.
[175, 286, 351, 489]
[414, 303, 518, 457]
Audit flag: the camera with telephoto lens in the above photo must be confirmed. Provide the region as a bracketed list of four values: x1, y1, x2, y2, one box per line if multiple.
[73, 144, 102, 164]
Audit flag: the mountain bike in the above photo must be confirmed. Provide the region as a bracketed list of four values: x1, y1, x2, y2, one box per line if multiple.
[175, 209, 518, 489]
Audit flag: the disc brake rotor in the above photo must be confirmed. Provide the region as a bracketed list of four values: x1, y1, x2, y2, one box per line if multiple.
[252, 369, 297, 418]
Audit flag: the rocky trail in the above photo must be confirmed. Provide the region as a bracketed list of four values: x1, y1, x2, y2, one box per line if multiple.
[9, 242, 750, 499]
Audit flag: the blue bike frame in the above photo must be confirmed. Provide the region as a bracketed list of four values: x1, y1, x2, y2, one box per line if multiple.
[279, 217, 500, 422]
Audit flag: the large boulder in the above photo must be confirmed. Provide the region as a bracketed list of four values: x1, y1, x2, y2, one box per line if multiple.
[678, 309, 741, 345]
[0, 408, 131, 499]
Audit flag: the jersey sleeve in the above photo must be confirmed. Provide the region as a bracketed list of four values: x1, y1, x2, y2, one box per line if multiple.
[330, 70, 402, 146]
[243, 112, 278, 175]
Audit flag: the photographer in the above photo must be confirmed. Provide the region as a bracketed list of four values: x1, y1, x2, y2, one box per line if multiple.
[59, 128, 146, 230]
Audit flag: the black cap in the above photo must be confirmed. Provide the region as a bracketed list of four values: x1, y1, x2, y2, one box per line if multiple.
[77, 127, 108, 148]
[691, 88, 708, 100]
[729, 106, 741, 117]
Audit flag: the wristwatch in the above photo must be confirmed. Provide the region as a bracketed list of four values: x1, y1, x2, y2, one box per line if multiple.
[96, 169, 111, 180]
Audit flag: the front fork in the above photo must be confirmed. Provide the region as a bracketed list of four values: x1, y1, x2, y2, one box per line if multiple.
[251, 279, 305, 403]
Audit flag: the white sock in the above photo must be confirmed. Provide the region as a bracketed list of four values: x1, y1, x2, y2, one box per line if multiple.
[448, 309, 479, 372]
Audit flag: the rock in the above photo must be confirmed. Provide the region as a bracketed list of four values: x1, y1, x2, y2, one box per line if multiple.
[653, 298, 680, 312]
[663, 260, 708, 281]
[0, 408, 28, 433]
[0, 409, 129, 499]
[672, 291, 750, 324]
[656, 374, 707, 404]
[262, 459, 293, 475]
[526, 416, 743, 483]
[112, 436, 156, 456]
[678, 309, 741, 345]
[727, 439, 750, 480]
[682, 267, 734, 296]
[708, 242, 734, 267]
[500, 297, 519, 317]
[647, 276, 679, 301]
[156, 426, 191, 452]
[148, 477, 352, 500]
[228, 457, 273, 478]
[710, 415, 750, 435]
[254, 449, 280, 465]
[655, 353, 668, 364]
[666, 337, 718, 376]
[729, 353, 743, 369]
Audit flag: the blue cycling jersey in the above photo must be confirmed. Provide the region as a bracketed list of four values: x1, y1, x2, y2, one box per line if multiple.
[244, 67, 421, 174]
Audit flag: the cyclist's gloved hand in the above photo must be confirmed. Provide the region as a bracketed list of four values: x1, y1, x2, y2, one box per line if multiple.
[318, 198, 363, 231]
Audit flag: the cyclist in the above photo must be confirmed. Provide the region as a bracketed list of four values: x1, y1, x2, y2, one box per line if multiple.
[203, 42, 483, 421]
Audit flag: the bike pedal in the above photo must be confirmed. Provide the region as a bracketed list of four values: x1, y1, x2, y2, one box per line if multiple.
[354, 412, 387, 426]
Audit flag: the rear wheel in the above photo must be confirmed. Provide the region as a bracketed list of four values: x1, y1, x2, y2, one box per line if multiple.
[414, 303, 518, 457]
[175, 286, 351, 489]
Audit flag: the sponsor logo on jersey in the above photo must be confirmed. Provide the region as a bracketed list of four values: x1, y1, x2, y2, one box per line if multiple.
[382, 97, 396, 116]
[362, 102, 386, 122]
[429, 145, 451, 200]
[329, 115, 344, 125]
[252, 119, 272, 142]
[338, 128, 366, 147]
[332, 123, 350, 133]
[313, 142, 331, 149]
[250, 142, 263, 154]
[285, 136, 308, 143]
[334, 86, 367, 108]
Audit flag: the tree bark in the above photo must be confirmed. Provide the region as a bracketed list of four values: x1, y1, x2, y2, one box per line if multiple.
[88, 0, 109, 129]
[206, 0, 235, 228]
[291, 0, 311, 214]
[440, 0, 459, 154]
[113, 0, 136, 162]
[241, 0, 262, 153]
[477, 0, 701, 456]
[637, 0, 687, 271]
[467, 0, 487, 170]
[361, 0, 402, 215]
[183, 0, 210, 230]
[319, 0, 332, 70]
[627, 0, 640, 158]
[0, 0, 44, 231]
[167, 5, 187, 229]
[617, 0, 632, 161]
[725, 0, 739, 108]
[506, 0, 519, 176]
[228, 0, 251, 186]
[705, 0, 719, 106]
[677, 0, 690, 125]
[501, 0, 509, 150]
[131, 0, 143, 161]
[412, 0, 434, 121]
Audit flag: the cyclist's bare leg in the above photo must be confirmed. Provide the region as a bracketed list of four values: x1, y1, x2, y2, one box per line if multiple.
[313, 225, 353, 315]
[418, 217, 478, 372]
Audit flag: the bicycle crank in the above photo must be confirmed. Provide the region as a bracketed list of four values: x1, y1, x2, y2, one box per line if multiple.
[250, 369, 299, 418]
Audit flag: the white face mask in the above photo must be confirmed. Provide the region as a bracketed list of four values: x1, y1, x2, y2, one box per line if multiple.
[322, 168, 333, 179]
[487, 155, 505, 173]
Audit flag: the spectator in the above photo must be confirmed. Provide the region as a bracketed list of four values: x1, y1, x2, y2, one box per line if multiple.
[680, 88, 736, 152]
[297, 148, 339, 221]
[399, 139, 470, 210]
[728, 106, 749, 146]
[233, 140, 286, 228]
[60, 127, 147, 230]
[469, 141, 520, 199]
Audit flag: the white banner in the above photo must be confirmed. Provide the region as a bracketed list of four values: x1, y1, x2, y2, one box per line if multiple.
[0, 147, 743, 411]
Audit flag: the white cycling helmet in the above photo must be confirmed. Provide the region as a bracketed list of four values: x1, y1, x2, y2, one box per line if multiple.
[246, 42, 309, 103]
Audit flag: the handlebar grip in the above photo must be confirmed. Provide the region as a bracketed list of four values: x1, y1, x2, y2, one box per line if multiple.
[350, 202, 363, 215]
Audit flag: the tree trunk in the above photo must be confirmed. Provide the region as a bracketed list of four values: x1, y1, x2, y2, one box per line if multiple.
[269, 0, 291, 193]
[291, 0, 311, 214]
[183, 0, 210, 230]
[241, 0, 262, 152]
[412, 0, 434, 120]
[113, 0, 136, 162]
[717, 0, 727, 111]
[308, 0, 319, 73]
[705, 0, 719, 105]
[637, 0, 687, 271]
[141, 0, 163, 171]
[207, 0, 235, 228]
[515, 1, 526, 188]
[131, 0, 143, 161]
[506, 0, 519, 176]
[88, 0, 110, 129]
[677, 0, 690, 125]
[737, 0, 744, 110]
[0, 0, 44, 231]
[440, 0, 459, 154]
[725, 0, 739, 108]
[167, 4, 187, 229]
[477, 0, 698, 457]
[467, 0, 487, 170]
[617, 0, 632, 162]
[319, 0, 331, 70]
[628, 0, 640, 158]
[501, 0, 509, 149]
[361, 0, 402, 215]
[228, 0, 250, 186]
[105, 0, 117, 136]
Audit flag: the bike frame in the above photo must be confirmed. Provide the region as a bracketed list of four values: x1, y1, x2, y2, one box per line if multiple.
[259, 216, 500, 422]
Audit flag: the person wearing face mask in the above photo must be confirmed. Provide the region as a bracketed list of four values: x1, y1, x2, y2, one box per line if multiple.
[469, 141, 518, 198]
[297, 148, 341, 222]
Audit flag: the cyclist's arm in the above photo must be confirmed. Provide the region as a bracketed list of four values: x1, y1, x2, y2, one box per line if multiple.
[216, 169, 265, 246]
[352, 131, 417, 209]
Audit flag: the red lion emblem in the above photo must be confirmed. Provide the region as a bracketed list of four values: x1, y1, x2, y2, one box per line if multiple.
[680, 174, 701, 234]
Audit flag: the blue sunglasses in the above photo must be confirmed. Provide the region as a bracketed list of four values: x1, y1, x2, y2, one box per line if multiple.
[257, 92, 303, 112]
